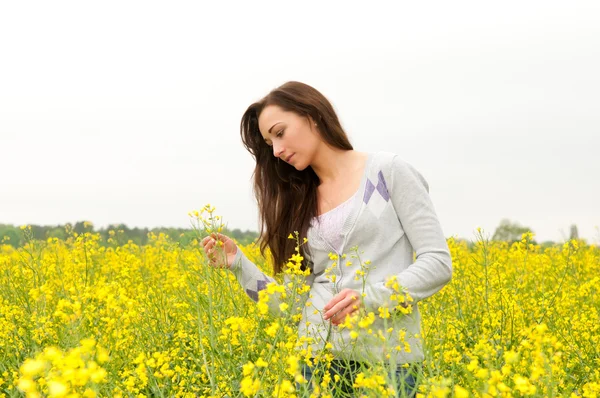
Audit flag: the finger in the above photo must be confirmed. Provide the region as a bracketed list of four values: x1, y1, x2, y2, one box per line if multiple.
[211, 232, 227, 243]
[324, 295, 355, 320]
[331, 305, 359, 325]
[323, 289, 358, 311]
[202, 237, 214, 250]
[203, 239, 215, 252]
[324, 289, 358, 311]
[205, 243, 220, 262]
[207, 252, 220, 266]
[208, 238, 223, 251]
[203, 235, 219, 246]
[208, 235, 225, 248]
[213, 232, 227, 240]
[206, 243, 227, 265]
[323, 293, 345, 312]
[332, 301, 361, 324]
[210, 242, 226, 256]
[207, 245, 222, 258]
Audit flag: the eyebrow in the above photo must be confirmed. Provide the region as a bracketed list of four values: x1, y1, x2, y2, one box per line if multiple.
[268, 122, 281, 135]
[264, 122, 282, 144]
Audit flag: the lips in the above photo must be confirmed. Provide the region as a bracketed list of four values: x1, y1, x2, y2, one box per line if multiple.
[286, 154, 294, 163]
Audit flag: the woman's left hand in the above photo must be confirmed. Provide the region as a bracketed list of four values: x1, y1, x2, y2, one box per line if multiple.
[323, 288, 362, 325]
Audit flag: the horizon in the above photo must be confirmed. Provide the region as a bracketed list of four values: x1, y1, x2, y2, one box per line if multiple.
[2, 219, 594, 244]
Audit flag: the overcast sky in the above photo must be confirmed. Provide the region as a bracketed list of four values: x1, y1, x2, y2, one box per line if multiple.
[1, 1, 599, 243]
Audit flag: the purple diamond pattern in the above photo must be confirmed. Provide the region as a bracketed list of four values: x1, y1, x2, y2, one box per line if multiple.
[376, 171, 390, 201]
[257, 279, 268, 292]
[363, 179, 375, 204]
[245, 288, 258, 302]
[363, 170, 390, 205]
[246, 277, 269, 302]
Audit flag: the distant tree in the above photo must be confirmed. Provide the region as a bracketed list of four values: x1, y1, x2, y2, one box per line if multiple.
[0, 225, 21, 246]
[229, 228, 259, 245]
[540, 241, 556, 249]
[492, 219, 534, 243]
[569, 224, 579, 240]
[30, 225, 47, 240]
[47, 228, 67, 240]
[131, 227, 149, 245]
[115, 223, 130, 233]
[74, 221, 94, 235]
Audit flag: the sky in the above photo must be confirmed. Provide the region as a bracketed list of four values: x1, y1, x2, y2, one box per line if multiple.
[1, 1, 599, 244]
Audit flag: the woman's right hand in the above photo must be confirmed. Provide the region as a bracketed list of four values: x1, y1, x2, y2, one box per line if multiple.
[201, 232, 238, 269]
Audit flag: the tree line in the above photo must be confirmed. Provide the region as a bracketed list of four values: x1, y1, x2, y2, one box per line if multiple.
[0, 219, 586, 248]
[0, 222, 259, 248]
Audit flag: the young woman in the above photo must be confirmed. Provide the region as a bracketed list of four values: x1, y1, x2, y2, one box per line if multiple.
[201, 81, 452, 397]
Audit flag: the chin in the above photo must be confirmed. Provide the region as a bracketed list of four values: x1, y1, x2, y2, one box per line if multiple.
[290, 159, 306, 171]
[292, 155, 309, 171]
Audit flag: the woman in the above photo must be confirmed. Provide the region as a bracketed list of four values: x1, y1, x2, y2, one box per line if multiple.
[202, 81, 452, 397]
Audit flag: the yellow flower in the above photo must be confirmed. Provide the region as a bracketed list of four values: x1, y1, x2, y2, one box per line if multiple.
[378, 307, 390, 319]
[240, 376, 260, 396]
[286, 356, 299, 375]
[503, 350, 519, 364]
[17, 378, 36, 393]
[48, 380, 69, 397]
[20, 359, 46, 377]
[242, 363, 255, 376]
[454, 385, 469, 398]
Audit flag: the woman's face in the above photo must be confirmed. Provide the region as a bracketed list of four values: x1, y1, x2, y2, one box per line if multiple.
[257, 105, 321, 170]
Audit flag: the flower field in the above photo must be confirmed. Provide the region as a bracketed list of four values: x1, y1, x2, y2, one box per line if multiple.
[0, 210, 598, 397]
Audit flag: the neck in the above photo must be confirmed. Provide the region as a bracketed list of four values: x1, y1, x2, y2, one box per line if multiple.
[310, 147, 359, 185]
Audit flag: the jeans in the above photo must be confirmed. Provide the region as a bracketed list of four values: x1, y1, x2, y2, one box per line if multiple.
[297, 358, 420, 397]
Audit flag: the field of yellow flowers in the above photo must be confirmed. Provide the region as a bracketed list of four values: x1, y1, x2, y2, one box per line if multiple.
[0, 208, 598, 397]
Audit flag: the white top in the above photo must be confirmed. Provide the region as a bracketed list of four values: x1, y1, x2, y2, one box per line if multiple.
[310, 189, 359, 252]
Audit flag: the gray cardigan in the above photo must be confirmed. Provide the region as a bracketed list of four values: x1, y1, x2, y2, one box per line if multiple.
[229, 151, 452, 364]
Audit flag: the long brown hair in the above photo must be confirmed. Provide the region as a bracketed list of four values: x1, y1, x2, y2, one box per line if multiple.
[240, 81, 353, 274]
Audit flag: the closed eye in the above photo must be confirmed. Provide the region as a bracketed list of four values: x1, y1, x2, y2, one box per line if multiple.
[265, 129, 284, 146]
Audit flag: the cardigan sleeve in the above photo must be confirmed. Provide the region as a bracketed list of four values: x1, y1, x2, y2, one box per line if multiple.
[229, 246, 313, 320]
[363, 155, 452, 310]
[229, 246, 277, 302]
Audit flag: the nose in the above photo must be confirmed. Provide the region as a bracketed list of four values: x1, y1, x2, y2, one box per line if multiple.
[273, 142, 285, 158]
